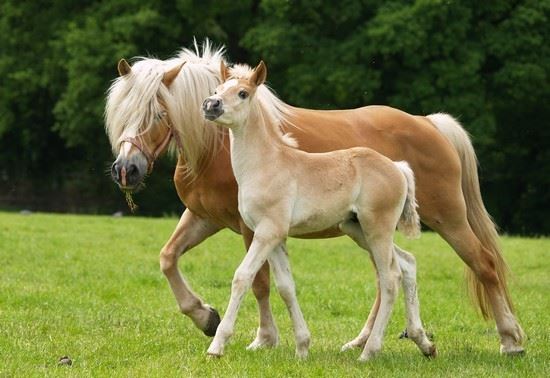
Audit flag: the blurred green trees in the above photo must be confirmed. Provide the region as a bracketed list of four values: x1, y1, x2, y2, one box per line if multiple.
[0, 0, 548, 234]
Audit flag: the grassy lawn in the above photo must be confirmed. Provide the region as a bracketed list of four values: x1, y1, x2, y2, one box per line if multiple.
[0, 211, 548, 377]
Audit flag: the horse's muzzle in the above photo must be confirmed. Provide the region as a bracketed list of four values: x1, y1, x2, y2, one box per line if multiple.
[111, 156, 146, 191]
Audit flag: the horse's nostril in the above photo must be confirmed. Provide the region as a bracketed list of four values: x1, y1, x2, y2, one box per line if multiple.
[127, 164, 138, 177]
[213, 99, 221, 108]
[111, 162, 119, 180]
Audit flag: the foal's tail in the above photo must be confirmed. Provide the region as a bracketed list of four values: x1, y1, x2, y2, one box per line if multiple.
[427, 113, 513, 320]
[394, 161, 421, 239]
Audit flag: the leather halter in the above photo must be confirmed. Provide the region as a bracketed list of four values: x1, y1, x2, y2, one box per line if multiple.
[120, 119, 183, 174]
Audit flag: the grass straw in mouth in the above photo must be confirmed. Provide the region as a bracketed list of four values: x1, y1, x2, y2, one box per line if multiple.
[125, 191, 138, 213]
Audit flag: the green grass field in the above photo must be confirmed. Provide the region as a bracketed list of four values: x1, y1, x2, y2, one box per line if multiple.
[1, 212, 549, 377]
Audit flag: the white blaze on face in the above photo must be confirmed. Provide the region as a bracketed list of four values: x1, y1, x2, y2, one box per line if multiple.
[220, 79, 238, 93]
[210, 79, 244, 126]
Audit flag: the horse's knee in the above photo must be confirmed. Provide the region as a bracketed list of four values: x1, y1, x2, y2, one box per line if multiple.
[159, 248, 178, 274]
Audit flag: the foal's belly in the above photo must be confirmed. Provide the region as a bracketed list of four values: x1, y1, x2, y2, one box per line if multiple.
[288, 204, 353, 237]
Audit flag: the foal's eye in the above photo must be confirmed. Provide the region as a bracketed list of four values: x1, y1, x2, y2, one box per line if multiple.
[238, 90, 248, 100]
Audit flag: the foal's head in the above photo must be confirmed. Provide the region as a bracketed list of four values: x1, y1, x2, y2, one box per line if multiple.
[105, 58, 184, 191]
[202, 61, 267, 127]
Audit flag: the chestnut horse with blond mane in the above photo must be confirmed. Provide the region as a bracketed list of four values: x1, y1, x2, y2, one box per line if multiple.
[105, 41, 524, 355]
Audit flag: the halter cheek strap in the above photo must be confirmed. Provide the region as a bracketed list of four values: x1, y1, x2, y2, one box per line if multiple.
[120, 121, 183, 174]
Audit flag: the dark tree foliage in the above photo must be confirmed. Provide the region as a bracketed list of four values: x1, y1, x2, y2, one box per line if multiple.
[0, 0, 548, 234]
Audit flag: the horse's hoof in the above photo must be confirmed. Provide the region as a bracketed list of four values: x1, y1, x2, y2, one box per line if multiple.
[424, 344, 437, 358]
[203, 307, 221, 337]
[398, 329, 408, 339]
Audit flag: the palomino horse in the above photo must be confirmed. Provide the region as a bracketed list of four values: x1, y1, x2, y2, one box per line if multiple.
[202, 60, 436, 360]
[105, 41, 524, 355]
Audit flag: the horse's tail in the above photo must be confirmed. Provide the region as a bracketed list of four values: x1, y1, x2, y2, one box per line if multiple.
[427, 113, 513, 320]
[395, 161, 421, 239]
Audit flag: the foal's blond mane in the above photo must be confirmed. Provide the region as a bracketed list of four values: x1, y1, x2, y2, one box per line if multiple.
[105, 40, 296, 176]
[229, 64, 297, 148]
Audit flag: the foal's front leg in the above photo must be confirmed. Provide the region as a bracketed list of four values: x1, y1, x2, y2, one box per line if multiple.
[268, 243, 311, 358]
[241, 226, 279, 350]
[207, 229, 284, 357]
[160, 209, 223, 336]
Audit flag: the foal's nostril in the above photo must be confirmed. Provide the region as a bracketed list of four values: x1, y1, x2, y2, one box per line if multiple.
[212, 99, 221, 109]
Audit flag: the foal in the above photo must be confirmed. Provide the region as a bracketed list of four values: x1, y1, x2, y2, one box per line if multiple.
[202, 61, 435, 361]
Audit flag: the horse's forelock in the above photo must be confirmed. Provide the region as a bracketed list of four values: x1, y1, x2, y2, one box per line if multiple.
[105, 58, 167, 153]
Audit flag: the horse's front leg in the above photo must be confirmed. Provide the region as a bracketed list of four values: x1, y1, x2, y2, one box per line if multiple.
[207, 229, 284, 357]
[160, 208, 222, 336]
[241, 225, 279, 350]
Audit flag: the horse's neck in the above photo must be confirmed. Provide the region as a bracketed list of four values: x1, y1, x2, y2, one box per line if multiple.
[229, 105, 285, 183]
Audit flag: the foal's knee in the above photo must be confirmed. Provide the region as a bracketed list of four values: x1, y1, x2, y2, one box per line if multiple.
[232, 270, 255, 293]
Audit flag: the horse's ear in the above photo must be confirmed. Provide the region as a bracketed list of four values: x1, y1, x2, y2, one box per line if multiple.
[162, 62, 186, 87]
[250, 60, 267, 87]
[220, 60, 230, 82]
[117, 59, 132, 76]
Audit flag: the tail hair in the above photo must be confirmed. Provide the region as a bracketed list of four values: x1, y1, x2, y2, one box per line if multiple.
[395, 161, 421, 239]
[428, 112, 515, 321]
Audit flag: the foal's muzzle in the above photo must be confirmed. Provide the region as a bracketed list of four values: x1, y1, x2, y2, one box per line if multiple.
[203, 97, 224, 121]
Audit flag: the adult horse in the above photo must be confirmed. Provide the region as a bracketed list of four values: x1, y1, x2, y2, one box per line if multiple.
[105, 41, 524, 355]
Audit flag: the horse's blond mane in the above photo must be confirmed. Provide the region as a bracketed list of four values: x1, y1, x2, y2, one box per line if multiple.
[229, 64, 297, 148]
[105, 40, 296, 176]
[105, 40, 225, 176]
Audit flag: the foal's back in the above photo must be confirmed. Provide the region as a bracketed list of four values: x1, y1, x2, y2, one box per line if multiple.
[275, 146, 407, 236]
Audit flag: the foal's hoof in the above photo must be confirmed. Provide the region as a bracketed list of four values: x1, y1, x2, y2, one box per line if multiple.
[202, 307, 221, 337]
[500, 345, 525, 356]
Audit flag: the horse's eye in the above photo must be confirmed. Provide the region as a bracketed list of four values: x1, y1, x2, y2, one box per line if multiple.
[238, 90, 248, 100]
[155, 111, 167, 121]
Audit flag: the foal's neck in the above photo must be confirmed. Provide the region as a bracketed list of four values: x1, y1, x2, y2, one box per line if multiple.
[229, 102, 288, 181]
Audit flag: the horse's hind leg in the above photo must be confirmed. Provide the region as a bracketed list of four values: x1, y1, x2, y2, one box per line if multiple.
[394, 245, 436, 357]
[268, 243, 311, 358]
[430, 219, 525, 354]
[159, 208, 222, 336]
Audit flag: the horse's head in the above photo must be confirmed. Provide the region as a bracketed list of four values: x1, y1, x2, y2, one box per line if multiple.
[105, 58, 185, 191]
[203, 60, 267, 127]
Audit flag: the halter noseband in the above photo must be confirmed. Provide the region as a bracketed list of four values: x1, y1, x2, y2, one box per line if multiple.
[120, 120, 183, 174]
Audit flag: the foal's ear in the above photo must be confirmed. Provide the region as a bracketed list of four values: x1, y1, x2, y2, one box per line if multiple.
[117, 59, 132, 76]
[250, 60, 267, 87]
[220, 60, 231, 82]
[162, 62, 186, 87]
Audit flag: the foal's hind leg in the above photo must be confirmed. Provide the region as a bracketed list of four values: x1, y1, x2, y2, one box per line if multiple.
[268, 243, 311, 358]
[394, 245, 436, 357]
[358, 230, 401, 361]
[339, 220, 381, 351]
[340, 218, 401, 360]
